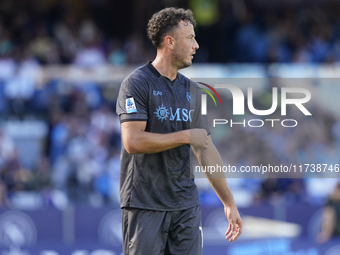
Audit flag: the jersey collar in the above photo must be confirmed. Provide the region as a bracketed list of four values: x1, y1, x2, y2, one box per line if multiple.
[146, 61, 179, 84]
[146, 61, 161, 78]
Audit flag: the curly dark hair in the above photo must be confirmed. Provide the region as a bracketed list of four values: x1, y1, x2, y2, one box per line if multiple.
[147, 7, 196, 49]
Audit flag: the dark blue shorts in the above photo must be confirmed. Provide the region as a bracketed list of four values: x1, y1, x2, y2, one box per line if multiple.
[122, 205, 203, 255]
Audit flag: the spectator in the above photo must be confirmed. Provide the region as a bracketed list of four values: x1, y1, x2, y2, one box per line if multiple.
[317, 183, 340, 243]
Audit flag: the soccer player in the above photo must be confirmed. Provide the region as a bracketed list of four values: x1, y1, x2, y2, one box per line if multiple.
[116, 7, 242, 255]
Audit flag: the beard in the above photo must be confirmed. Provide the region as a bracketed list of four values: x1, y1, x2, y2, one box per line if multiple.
[171, 49, 192, 70]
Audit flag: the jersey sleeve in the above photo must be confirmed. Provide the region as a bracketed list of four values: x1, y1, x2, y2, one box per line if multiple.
[190, 80, 211, 135]
[116, 77, 149, 123]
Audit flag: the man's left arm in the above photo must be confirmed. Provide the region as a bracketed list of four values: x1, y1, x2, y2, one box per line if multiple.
[192, 135, 243, 242]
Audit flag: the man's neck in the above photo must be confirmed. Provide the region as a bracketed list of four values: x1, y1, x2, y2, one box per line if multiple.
[152, 55, 178, 81]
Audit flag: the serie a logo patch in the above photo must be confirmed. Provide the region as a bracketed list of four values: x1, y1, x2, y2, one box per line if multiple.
[126, 97, 137, 113]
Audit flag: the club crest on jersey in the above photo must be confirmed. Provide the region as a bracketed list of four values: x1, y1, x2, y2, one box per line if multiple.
[126, 98, 137, 113]
[186, 92, 195, 103]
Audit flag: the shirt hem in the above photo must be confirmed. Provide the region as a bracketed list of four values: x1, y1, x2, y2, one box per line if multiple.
[121, 202, 201, 212]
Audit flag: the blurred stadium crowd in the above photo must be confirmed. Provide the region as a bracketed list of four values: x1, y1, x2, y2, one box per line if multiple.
[0, 0, 339, 209]
[0, 78, 122, 207]
[1, 0, 340, 66]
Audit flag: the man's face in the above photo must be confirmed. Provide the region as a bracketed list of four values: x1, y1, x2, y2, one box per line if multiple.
[171, 20, 199, 69]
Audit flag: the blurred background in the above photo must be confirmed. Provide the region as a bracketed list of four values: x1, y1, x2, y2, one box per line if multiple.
[0, 0, 340, 254]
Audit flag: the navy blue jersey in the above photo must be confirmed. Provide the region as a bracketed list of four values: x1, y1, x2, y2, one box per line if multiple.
[116, 61, 210, 211]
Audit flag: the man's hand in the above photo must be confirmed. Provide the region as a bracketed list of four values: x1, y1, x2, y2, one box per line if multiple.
[190, 129, 209, 149]
[225, 205, 243, 242]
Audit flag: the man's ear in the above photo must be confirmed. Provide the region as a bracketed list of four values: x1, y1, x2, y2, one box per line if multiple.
[164, 35, 175, 50]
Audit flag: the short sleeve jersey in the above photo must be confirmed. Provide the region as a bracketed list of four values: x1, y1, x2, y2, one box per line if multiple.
[116, 61, 210, 211]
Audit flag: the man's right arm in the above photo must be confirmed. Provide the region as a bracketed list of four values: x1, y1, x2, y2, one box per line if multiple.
[121, 121, 209, 154]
